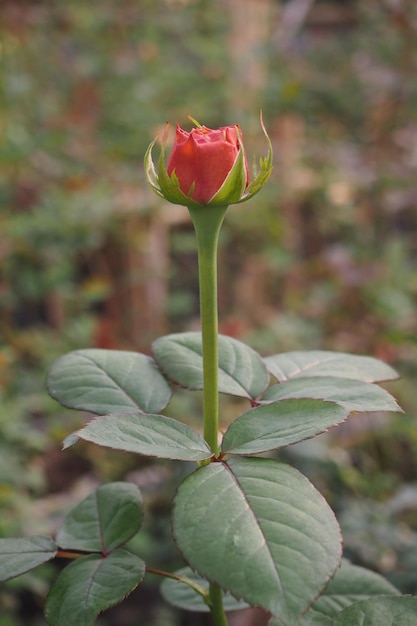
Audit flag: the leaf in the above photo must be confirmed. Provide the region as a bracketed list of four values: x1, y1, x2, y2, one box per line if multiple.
[160, 566, 249, 612]
[47, 349, 172, 415]
[62, 433, 81, 449]
[264, 351, 398, 384]
[153, 332, 269, 399]
[0, 536, 57, 582]
[222, 398, 348, 455]
[333, 596, 417, 625]
[301, 559, 400, 624]
[75, 412, 212, 461]
[57, 483, 143, 553]
[269, 614, 332, 626]
[44, 549, 145, 626]
[299, 616, 332, 626]
[173, 457, 342, 624]
[261, 377, 402, 414]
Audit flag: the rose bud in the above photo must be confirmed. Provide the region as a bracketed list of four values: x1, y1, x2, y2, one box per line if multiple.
[167, 124, 248, 205]
[145, 114, 272, 208]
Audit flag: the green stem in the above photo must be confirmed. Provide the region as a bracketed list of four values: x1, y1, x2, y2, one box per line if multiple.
[188, 204, 228, 456]
[188, 204, 229, 626]
[147, 566, 208, 601]
[208, 581, 229, 626]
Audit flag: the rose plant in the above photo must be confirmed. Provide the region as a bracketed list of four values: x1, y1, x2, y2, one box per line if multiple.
[1, 116, 417, 626]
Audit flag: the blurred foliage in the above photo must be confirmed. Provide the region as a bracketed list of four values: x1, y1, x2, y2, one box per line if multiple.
[260, 1, 417, 361]
[1, 0, 417, 624]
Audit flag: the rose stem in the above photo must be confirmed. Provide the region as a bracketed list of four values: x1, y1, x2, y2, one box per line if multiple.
[188, 203, 229, 626]
[188, 204, 228, 456]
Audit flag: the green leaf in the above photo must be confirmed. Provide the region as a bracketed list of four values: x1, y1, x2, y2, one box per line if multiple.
[160, 566, 249, 612]
[301, 559, 400, 624]
[269, 614, 332, 626]
[173, 457, 342, 624]
[47, 349, 172, 415]
[261, 377, 402, 413]
[75, 412, 212, 461]
[264, 351, 398, 383]
[62, 433, 81, 449]
[0, 536, 57, 582]
[45, 549, 145, 626]
[153, 332, 269, 399]
[57, 483, 143, 553]
[222, 398, 348, 455]
[333, 596, 417, 625]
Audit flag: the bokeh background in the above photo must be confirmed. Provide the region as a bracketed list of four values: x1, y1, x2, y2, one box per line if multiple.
[1, 0, 417, 624]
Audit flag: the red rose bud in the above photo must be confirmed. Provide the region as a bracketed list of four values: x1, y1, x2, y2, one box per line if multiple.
[145, 113, 273, 208]
[167, 124, 248, 204]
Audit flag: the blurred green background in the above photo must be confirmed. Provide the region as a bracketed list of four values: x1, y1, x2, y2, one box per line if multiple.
[1, 0, 417, 624]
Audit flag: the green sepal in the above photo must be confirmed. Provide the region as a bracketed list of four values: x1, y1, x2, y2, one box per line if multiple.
[235, 111, 273, 204]
[157, 142, 203, 207]
[144, 135, 202, 208]
[144, 139, 165, 199]
[208, 138, 247, 206]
